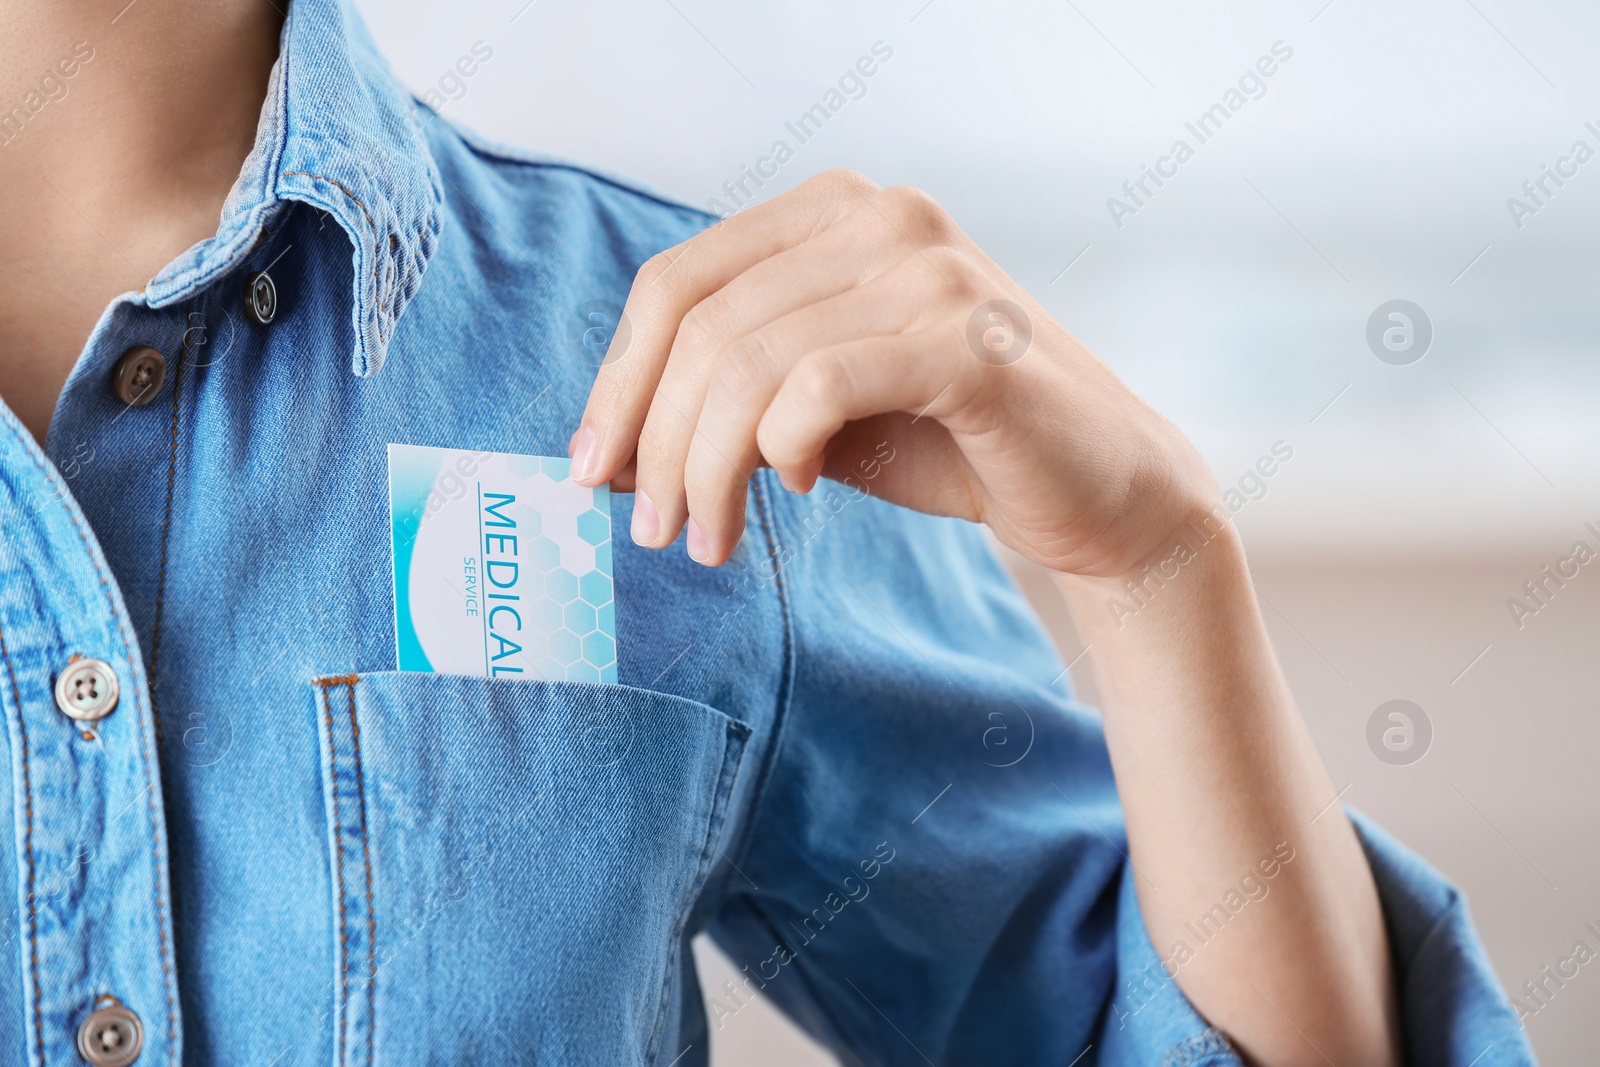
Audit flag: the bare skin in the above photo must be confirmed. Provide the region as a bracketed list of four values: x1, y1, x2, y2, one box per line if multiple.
[1, 4, 1399, 1063]
[0, 0, 282, 445]
[572, 172, 1403, 1065]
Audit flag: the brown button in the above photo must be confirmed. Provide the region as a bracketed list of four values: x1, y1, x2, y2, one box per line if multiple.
[111, 347, 166, 407]
[77, 995, 143, 1066]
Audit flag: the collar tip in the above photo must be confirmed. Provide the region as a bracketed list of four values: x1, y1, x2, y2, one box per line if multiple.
[352, 341, 385, 378]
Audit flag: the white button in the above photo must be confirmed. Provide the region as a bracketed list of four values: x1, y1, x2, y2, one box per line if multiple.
[54, 658, 120, 722]
[77, 995, 143, 1066]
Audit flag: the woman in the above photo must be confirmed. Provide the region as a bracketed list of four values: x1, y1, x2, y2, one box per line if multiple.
[0, 0, 1528, 1064]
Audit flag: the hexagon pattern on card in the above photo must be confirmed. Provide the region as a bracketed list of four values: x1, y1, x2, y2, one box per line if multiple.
[390, 445, 615, 683]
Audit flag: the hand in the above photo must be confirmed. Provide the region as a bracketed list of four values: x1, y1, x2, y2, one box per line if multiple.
[568, 169, 1402, 1063]
[569, 169, 1216, 577]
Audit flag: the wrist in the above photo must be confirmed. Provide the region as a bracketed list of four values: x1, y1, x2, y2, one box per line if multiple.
[1049, 501, 1288, 729]
[1057, 500, 1251, 626]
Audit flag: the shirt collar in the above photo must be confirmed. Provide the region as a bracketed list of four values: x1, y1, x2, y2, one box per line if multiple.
[142, 0, 443, 378]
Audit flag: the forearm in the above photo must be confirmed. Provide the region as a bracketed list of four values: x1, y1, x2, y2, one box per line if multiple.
[565, 166, 1403, 1059]
[1054, 515, 1400, 1067]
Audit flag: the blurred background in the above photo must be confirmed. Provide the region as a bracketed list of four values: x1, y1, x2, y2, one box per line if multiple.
[356, 1, 1600, 1060]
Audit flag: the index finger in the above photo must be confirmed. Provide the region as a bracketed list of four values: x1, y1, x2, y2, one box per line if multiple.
[569, 168, 880, 486]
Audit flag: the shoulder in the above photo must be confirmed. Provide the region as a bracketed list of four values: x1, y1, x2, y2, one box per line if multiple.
[419, 108, 714, 259]
[379, 108, 716, 456]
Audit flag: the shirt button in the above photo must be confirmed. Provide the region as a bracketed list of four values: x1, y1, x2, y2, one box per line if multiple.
[243, 270, 278, 325]
[54, 657, 120, 722]
[76, 995, 143, 1066]
[110, 347, 166, 407]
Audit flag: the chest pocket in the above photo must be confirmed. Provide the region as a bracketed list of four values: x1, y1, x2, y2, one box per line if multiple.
[308, 672, 750, 1067]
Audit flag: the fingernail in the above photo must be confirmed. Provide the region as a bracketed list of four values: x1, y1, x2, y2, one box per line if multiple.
[570, 425, 597, 483]
[686, 518, 710, 564]
[631, 489, 659, 546]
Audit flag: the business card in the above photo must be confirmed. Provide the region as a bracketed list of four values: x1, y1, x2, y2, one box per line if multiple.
[388, 443, 616, 683]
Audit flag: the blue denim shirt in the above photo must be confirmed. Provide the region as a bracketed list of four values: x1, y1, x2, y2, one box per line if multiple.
[0, 2, 1536, 1064]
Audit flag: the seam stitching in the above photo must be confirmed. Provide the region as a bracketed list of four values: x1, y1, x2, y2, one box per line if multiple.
[142, 200, 288, 307]
[321, 682, 351, 1067]
[343, 680, 378, 1067]
[147, 299, 193, 748]
[0, 401, 181, 1064]
[643, 720, 753, 1064]
[282, 171, 375, 230]
[0, 619, 45, 1067]
[449, 123, 716, 223]
[724, 472, 797, 869]
[314, 675, 361, 688]
[280, 170, 397, 341]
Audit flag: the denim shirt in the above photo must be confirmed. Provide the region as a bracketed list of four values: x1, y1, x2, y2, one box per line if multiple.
[0, 2, 1536, 1064]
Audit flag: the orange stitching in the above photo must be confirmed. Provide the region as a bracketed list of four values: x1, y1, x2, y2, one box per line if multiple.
[0, 619, 45, 1067]
[321, 682, 351, 1067]
[344, 680, 378, 1067]
[282, 171, 374, 230]
[314, 674, 361, 688]
[0, 415, 180, 1065]
[147, 299, 193, 747]
[280, 169, 393, 343]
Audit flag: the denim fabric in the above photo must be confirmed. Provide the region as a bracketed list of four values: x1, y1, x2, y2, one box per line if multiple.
[0, 0, 1537, 1064]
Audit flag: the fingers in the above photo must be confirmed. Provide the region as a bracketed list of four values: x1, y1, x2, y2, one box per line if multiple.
[668, 275, 930, 563]
[757, 326, 972, 491]
[571, 169, 880, 486]
[574, 172, 1001, 568]
[624, 208, 906, 552]
[818, 415, 980, 519]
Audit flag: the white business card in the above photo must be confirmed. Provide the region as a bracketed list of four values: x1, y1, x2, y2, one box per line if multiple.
[388, 443, 616, 682]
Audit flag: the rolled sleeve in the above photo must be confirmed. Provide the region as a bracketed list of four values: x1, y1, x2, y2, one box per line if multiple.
[704, 483, 1534, 1066]
[1098, 860, 1242, 1066]
[1349, 810, 1536, 1067]
[1100, 810, 1537, 1066]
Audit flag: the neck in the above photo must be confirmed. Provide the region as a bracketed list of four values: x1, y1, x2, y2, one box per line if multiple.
[0, 0, 284, 442]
